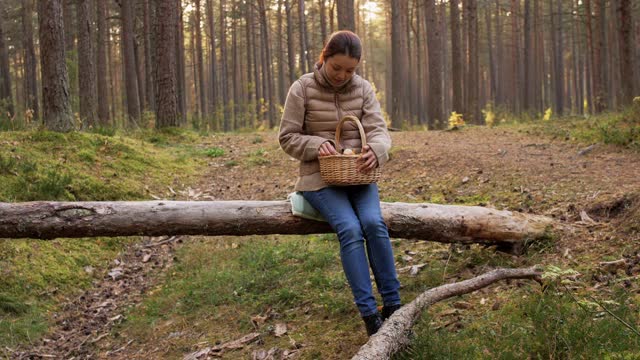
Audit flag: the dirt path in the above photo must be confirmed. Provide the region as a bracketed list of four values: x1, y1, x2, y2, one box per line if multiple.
[13, 127, 640, 359]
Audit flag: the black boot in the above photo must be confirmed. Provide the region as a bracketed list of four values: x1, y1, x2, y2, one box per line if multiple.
[381, 303, 402, 320]
[362, 312, 384, 336]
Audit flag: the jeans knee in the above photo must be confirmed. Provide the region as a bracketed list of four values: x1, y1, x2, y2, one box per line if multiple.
[337, 223, 364, 250]
[360, 216, 387, 239]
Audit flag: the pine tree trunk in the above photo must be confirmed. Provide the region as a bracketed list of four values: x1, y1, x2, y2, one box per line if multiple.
[251, 3, 262, 122]
[63, 0, 75, 52]
[0, 8, 12, 117]
[391, 0, 408, 128]
[415, 0, 424, 123]
[144, 0, 156, 113]
[554, 0, 564, 115]
[155, 0, 179, 128]
[277, 0, 286, 105]
[319, 0, 327, 43]
[244, 1, 254, 126]
[337, 0, 355, 32]
[96, 0, 110, 125]
[533, 0, 543, 113]
[219, 0, 230, 130]
[77, 0, 97, 127]
[231, 1, 240, 128]
[485, 3, 496, 106]
[38, 0, 74, 132]
[523, 0, 532, 112]
[257, 0, 276, 127]
[121, 0, 141, 123]
[285, 0, 296, 83]
[467, 0, 479, 123]
[22, 0, 37, 120]
[425, 0, 443, 126]
[206, 0, 218, 124]
[616, 0, 634, 106]
[571, 0, 582, 114]
[494, 0, 503, 107]
[176, 1, 187, 124]
[450, 0, 463, 115]
[298, 0, 310, 74]
[194, 0, 206, 118]
[586, 0, 606, 113]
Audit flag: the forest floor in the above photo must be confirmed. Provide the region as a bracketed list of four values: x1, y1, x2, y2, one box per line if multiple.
[9, 123, 640, 359]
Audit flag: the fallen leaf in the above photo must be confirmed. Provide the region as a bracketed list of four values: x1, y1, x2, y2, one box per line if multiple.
[273, 323, 287, 337]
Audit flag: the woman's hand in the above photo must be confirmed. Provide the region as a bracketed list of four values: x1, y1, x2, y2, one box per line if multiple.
[318, 141, 339, 157]
[356, 145, 378, 172]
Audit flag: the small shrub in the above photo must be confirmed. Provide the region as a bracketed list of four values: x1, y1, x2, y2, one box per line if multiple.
[252, 135, 264, 144]
[204, 147, 225, 157]
[448, 112, 465, 129]
[77, 149, 96, 163]
[0, 154, 17, 175]
[224, 160, 238, 167]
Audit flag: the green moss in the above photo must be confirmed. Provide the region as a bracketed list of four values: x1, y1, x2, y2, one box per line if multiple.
[0, 128, 205, 348]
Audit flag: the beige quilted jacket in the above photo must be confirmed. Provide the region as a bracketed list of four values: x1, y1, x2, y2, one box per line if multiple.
[278, 63, 391, 191]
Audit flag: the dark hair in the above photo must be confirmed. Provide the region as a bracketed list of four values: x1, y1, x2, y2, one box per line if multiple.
[318, 31, 362, 65]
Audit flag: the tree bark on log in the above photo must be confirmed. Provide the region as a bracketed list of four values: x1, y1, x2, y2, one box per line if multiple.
[0, 201, 553, 252]
[351, 267, 543, 360]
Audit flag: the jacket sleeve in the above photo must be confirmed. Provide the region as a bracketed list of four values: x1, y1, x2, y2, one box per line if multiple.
[361, 80, 391, 167]
[278, 80, 332, 161]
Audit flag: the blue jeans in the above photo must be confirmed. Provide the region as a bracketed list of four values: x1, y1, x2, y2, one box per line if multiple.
[302, 184, 401, 317]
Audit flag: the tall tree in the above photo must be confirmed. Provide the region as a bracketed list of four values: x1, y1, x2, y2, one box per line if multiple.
[77, 0, 97, 127]
[319, 0, 328, 42]
[585, 0, 605, 113]
[616, 0, 634, 106]
[276, 0, 286, 104]
[285, 0, 296, 82]
[337, 0, 355, 31]
[485, 2, 496, 106]
[219, 0, 230, 130]
[495, 0, 504, 107]
[38, 0, 74, 132]
[298, 0, 311, 73]
[390, 0, 409, 128]
[0, 7, 12, 117]
[553, 0, 564, 115]
[466, 0, 479, 123]
[143, 0, 155, 112]
[450, 0, 463, 114]
[96, 0, 109, 124]
[425, 0, 443, 126]
[121, 0, 141, 122]
[22, 0, 38, 120]
[206, 0, 218, 118]
[523, 0, 533, 112]
[194, 0, 206, 117]
[155, 0, 178, 127]
[257, 0, 276, 127]
[176, 0, 187, 122]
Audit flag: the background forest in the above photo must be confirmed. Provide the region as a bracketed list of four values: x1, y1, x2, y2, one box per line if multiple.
[1, 0, 640, 359]
[0, 0, 638, 131]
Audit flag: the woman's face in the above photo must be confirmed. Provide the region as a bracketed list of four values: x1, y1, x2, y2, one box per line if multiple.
[325, 54, 359, 86]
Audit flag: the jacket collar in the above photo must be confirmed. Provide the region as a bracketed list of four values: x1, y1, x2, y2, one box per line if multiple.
[313, 62, 358, 94]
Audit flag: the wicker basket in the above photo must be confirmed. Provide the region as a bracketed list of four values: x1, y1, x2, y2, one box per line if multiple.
[319, 115, 382, 185]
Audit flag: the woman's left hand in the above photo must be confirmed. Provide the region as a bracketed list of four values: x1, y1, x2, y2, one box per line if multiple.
[356, 145, 378, 173]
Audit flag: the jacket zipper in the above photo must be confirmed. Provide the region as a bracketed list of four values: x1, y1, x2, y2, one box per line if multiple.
[334, 92, 342, 122]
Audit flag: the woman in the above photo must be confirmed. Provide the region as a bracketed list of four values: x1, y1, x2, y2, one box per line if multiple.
[278, 31, 401, 336]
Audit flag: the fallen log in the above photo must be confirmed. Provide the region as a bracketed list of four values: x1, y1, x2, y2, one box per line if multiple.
[0, 201, 553, 252]
[352, 266, 543, 360]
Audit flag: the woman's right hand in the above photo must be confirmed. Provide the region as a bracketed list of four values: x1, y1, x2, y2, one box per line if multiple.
[318, 141, 339, 157]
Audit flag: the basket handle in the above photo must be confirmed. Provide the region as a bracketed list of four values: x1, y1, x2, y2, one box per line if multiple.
[334, 115, 367, 153]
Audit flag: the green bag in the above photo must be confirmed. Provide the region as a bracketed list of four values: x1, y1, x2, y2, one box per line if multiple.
[287, 192, 326, 222]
